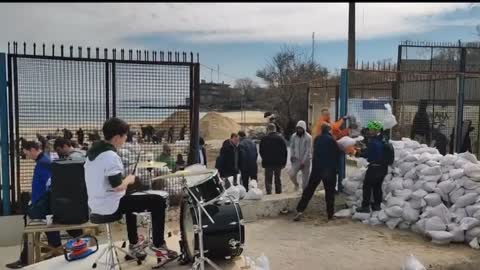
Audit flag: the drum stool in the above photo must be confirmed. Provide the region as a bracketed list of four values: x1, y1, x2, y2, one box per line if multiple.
[90, 212, 142, 269]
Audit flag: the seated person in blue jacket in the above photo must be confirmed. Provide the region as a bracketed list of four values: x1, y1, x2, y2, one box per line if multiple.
[6, 141, 61, 269]
[84, 117, 177, 262]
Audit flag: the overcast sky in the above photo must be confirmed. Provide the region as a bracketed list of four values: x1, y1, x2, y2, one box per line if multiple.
[1, 3, 479, 85]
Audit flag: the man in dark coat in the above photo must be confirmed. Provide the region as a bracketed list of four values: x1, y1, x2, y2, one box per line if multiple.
[294, 123, 339, 221]
[259, 123, 288, 195]
[216, 133, 240, 184]
[410, 100, 431, 144]
[238, 131, 258, 191]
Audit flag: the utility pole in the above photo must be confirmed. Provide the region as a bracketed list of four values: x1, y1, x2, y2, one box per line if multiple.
[348, 2, 355, 69]
[312, 32, 315, 64]
[217, 64, 220, 83]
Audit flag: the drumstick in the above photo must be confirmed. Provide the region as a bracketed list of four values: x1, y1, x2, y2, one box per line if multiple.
[131, 151, 142, 175]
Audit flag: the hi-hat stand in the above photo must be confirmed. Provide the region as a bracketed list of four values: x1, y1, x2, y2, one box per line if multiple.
[181, 177, 223, 270]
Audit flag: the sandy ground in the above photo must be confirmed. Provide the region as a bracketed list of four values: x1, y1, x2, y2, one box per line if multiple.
[3, 213, 480, 270]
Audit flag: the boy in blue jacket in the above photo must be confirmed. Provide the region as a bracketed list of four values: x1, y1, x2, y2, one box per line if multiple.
[6, 141, 61, 269]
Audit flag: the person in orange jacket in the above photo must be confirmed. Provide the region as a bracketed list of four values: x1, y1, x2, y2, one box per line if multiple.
[312, 108, 350, 140]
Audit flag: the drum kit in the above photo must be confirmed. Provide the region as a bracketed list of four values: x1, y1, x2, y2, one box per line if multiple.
[131, 161, 245, 270]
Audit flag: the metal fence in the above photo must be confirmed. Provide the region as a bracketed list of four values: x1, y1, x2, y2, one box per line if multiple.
[4, 42, 200, 211]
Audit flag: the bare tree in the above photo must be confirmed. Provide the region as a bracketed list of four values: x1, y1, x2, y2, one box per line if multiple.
[256, 45, 328, 137]
[234, 78, 259, 92]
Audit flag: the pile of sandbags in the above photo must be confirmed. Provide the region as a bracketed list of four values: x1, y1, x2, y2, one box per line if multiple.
[341, 137, 480, 246]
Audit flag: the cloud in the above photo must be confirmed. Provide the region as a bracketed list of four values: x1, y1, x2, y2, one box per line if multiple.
[0, 2, 478, 53]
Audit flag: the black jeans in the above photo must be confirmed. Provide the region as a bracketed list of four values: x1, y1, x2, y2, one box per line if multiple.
[264, 167, 282, 194]
[362, 165, 388, 209]
[118, 194, 167, 248]
[240, 169, 257, 192]
[296, 168, 336, 219]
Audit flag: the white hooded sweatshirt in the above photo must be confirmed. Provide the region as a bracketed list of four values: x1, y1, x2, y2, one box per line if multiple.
[290, 120, 312, 164]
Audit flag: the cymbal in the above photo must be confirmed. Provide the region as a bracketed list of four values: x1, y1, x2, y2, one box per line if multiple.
[152, 168, 216, 181]
[135, 161, 167, 169]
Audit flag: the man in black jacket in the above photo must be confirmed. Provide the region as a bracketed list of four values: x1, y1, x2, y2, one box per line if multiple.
[216, 133, 240, 184]
[259, 124, 287, 195]
[410, 100, 431, 145]
[294, 124, 339, 221]
[238, 131, 258, 191]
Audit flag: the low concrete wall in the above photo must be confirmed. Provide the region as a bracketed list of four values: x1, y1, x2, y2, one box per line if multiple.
[239, 191, 327, 222]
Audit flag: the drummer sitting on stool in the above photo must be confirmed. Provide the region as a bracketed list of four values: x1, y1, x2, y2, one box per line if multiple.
[84, 117, 178, 261]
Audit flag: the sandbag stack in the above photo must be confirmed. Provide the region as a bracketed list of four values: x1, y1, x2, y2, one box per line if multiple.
[342, 137, 480, 246]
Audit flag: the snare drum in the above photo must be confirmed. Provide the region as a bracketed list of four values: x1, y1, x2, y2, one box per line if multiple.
[183, 169, 224, 205]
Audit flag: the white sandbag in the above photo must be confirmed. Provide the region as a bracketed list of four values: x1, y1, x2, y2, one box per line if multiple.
[437, 180, 456, 195]
[411, 219, 427, 235]
[427, 231, 453, 245]
[409, 198, 427, 209]
[462, 177, 480, 190]
[237, 184, 247, 199]
[415, 164, 429, 173]
[433, 187, 449, 203]
[345, 180, 362, 195]
[426, 160, 441, 167]
[391, 140, 405, 149]
[431, 154, 444, 162]
[450, 188, 465, 204]
[423, 182, 437, 193]
[441, 154, 457, 166]
[458, 152, 478, 164]
[404, 154, 419, 163]
[378, 210, 389, 222]
[384, 173, 393, 182]
[387, 196, 405, 207]
[352, 212, 371, 221]
[398, 221, 411, 230]
[368, 216, 383, 226]
[465, 227, 480, 243]
[424, 193, 442, 207]
[422, 174, 442, 182]
[403, 139, 421, 149]
[417, 152, 432, 163]
[420, 166, 442, 176]
[448, 223, 466, 243]
[459, 217, 480, 231]
[469, 237, 480, 249]
[394, 189, 412, 200]
[455, 158, 470, 169]
[386, 217, 403, 230]
[404, 168, 417, 180]
[453, 207, 468, 222]
[425, 216, 447, 231]
[411, 189, 428, 200]
[403, 179, 414, 190]
[385, 205, 404, 217]
[414, 147, 438, 155]
[403, 203, 420, 222]
[351, 168, 367, 181]
[382, 104, 398, 129]
[355, 189, 363, 199]
[244, 180, 263, 200]
[466, 204, 480, 217]
[387, 178, 404, 193]
[449, 169, 465, 179]
[441, 174, 450, 182]
[399, 162, 416, 176]
[422, 204, 451, 224]
[334, 209, 352, 218]
[412, 180, 426, 191]
[454, 193, 478, 208]
[337, 136, 363, 151]
[402, 254, 426, 270]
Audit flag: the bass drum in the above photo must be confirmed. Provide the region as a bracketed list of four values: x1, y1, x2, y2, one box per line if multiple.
[180, 197, 244, 262]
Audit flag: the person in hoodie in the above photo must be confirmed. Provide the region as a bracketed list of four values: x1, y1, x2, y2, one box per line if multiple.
[238, 131, 258, 191]
[288, 120, 312, 192]
[84, 117, 177, 261]
[6, 141, 61, 269]
[410, 100, 431, 145]
[293, 124, 339, 222]
[356, 121, 388, 213]
[259, 124, 288, 194]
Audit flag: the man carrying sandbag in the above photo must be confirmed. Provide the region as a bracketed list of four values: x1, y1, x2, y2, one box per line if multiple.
[356, 121, 394, 213]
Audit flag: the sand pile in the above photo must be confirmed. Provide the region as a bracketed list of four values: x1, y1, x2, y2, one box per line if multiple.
[155, 110, 190, 136]
[200, 112, 241, 140]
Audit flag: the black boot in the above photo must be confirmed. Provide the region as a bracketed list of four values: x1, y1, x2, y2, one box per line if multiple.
[356, 206, 371, 213]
